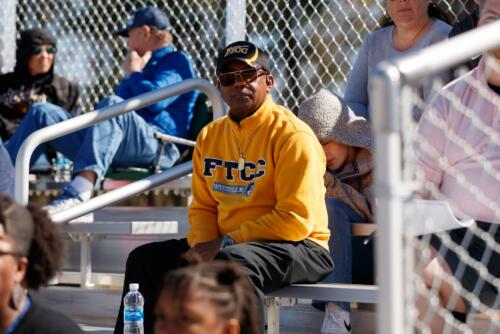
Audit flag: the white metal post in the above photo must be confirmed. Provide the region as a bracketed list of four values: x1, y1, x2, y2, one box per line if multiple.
[0, 0, 17, 72]
[80, 234, 94, 288]
[225, 0, 246, 44]
[370, 63, 405, 334]
[266, 297, 280, 334]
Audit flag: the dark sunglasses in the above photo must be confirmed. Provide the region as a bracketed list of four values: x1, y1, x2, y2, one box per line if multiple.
[32, 45, 57, 55]
[217, 68, 267, 87]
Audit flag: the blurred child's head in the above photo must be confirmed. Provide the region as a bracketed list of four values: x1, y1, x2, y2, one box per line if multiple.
[298, 89, 371, 172]
[155, 258, 259, 334]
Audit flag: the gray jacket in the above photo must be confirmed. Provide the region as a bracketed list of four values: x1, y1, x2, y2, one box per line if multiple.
[298, 89, 374, 222]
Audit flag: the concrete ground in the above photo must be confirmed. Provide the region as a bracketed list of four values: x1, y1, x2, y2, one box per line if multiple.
[77, 304, 499, 334]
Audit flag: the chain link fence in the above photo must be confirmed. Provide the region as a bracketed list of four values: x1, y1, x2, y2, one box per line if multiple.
[370, 20, 500, 332]
[408, 55, 500, 333]
[7, 1, 500, 332]
[11, 0, 477, 113]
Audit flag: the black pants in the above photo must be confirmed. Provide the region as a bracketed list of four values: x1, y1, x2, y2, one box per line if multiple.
[114, 238, 333, 334]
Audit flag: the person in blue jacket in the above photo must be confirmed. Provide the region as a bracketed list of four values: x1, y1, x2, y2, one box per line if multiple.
[6, 7, 198, 216]
[0, 139, 14, 196]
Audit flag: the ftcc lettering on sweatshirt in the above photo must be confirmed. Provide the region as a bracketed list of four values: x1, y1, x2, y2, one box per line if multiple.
[203, 157, 266, 197]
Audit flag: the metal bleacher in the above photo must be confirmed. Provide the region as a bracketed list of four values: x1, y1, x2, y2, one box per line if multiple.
[19, 79, 380, 333]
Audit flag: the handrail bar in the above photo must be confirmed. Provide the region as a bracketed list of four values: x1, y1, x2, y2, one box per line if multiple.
[50, 161, 192, 224]
[14, 78, 224, 205]
[154, 132, 196, 147]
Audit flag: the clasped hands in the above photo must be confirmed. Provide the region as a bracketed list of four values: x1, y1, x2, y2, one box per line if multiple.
[185, 236, 223, 262]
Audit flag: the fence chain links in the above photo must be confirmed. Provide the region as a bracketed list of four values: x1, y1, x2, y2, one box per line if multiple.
[15, 0, 473, 113]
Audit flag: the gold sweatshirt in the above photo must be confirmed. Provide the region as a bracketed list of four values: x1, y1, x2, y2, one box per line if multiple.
[187, 96, 330, 249]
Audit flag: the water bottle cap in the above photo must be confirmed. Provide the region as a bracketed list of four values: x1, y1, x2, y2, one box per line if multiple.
[129, 283, 139, 291]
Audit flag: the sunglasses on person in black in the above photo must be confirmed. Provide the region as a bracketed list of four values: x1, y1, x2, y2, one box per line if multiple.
[217, 67, 267, 87]
[32, 45, 57, 55]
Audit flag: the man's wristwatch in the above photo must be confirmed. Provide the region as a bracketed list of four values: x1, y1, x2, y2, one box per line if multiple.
[220, 235, 236, 249]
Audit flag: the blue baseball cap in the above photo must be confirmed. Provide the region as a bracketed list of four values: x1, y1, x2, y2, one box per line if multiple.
[115, 7, 172, 37]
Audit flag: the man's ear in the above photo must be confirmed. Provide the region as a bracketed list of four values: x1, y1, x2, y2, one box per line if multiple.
[14, 257, 28, 284]
[141, 25, 151, 38]
[265, 74, 275, 92]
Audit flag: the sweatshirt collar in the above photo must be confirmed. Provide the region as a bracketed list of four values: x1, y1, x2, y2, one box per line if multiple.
[229, 95, 275, 130]
[150, 45, 175, 60]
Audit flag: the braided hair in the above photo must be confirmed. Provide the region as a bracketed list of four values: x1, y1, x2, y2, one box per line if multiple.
[161, 256, 259, 334]
[0, 194, 64, 289]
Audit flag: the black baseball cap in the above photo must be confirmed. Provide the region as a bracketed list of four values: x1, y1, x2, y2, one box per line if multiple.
[115, 7, 172, 37]
[216, 41, 270, 74]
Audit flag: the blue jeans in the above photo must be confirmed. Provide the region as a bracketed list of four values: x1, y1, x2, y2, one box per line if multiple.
[6, 96, 180, 180]
[317, 197, 365, 312]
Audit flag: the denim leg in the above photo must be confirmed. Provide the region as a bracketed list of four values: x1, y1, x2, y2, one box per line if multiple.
[323, 197, 364, 312]
[0, 139, 14, 196]
[73, 95, 179, 179]
[6, 102, 85, 166]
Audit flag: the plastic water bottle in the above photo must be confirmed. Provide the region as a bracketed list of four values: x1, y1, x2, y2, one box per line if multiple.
[124, 283, 144, 334]
[53, 152, 72, 182]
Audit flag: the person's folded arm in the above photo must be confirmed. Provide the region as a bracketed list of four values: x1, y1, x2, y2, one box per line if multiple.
[344, 36, 370, 119]
[228, 132, 326, 243]
[325, 171, 373, 223]
[414, 94, 450, 196]
[121, 69, 182, 113]
[116, 53, 192, 113]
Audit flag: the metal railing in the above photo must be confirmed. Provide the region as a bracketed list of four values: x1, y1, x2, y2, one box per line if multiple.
[14, 79, 224, 211]
[50, 161, 193, 224]
[370, 20, 500, 334]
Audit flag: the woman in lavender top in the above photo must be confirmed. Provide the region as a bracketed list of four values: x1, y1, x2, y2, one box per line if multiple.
[344, 0, 452, 121]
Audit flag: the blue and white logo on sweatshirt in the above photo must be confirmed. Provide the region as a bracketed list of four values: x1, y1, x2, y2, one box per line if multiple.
[212, 182, 255, 197]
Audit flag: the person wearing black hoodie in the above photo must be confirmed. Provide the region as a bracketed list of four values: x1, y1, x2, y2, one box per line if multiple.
[0, 28, 79, 141]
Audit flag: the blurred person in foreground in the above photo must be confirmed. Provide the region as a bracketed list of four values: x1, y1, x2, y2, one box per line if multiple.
[114, 41, 333, 334]
[344, 0, 452, 120]
[0, 28, 79, 142]
[0, 194, 82, 333]
[155, 256, 259, 334]
[414, 0, 500, 331]
[6, 7, 198, 221]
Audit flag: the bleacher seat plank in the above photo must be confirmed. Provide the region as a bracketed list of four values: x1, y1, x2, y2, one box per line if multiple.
[268, 283, 378, 303]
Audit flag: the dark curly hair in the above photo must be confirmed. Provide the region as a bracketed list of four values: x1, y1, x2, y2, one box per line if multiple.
[161, 255, 259, 334]
[0, 194, 64, 289]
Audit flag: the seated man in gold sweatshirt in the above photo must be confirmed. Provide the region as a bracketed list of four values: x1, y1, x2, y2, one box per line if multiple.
[114, 41, 333, 334]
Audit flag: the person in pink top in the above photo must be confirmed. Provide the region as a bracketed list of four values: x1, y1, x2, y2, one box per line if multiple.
[414, 0, 500, 331]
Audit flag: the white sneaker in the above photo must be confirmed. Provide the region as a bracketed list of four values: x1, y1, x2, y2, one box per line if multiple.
[320, 303, 352, 333]
[44, 186, 93, 223]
